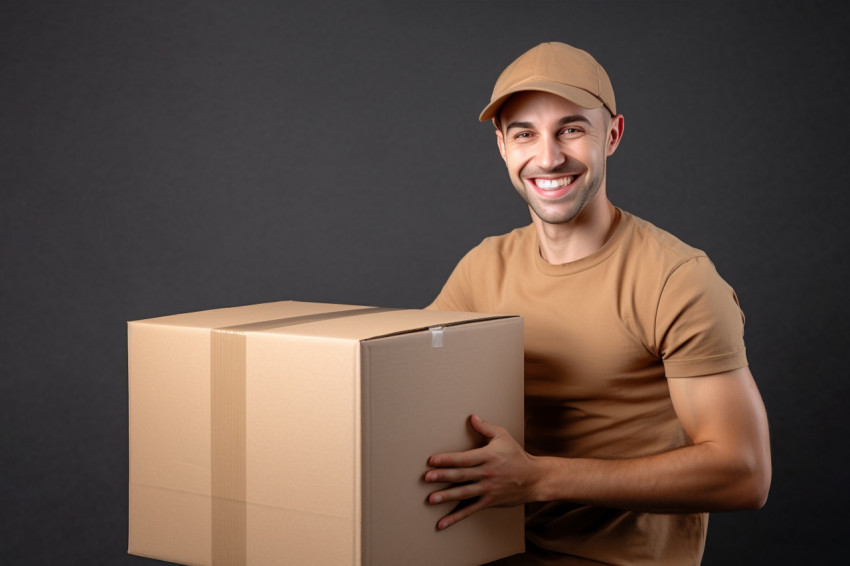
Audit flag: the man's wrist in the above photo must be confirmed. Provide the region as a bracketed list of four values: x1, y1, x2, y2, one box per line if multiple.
[528, 455, 560, 503]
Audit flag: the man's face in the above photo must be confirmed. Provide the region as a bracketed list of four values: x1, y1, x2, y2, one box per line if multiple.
[495, 91, 622, 226]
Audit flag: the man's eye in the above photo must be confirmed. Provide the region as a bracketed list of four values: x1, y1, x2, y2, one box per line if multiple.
[561, 128, 581, 136]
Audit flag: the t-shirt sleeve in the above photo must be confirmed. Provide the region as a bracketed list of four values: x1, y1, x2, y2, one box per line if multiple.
[426, 249, 477, 312]
[655, 256, 748, 378]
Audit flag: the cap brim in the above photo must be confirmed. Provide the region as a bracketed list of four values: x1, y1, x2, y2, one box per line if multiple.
[479, 80, 605, 122]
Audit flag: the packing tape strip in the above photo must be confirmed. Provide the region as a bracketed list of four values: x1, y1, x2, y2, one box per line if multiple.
[429, 325, 444, 348]
[208, 306, 399, 564]
[210, 329, 247, 565]
[221, 306, 399, 333]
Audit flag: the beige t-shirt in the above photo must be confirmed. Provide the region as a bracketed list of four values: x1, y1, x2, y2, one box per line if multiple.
[430, 209, 748, 565]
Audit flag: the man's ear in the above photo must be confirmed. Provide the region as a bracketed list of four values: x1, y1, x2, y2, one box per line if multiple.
[495, 128, 508, 163]
[606, 114, 625, 156]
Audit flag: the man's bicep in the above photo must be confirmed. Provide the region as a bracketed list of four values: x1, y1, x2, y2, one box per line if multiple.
[668, 367, 771, 469]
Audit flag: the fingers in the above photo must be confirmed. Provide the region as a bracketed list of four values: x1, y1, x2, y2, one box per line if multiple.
[435, 497, 490, 531]
[423, 416, 514, 531]
[424, 464, 485, 485]
[427, 445, 488, 469]
[427, 480, 485, 505]
[427, 415, 505, 469]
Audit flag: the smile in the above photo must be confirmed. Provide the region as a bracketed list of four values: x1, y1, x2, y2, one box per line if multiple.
[528, 175, 577, 199]
[534, 176, 575, 190]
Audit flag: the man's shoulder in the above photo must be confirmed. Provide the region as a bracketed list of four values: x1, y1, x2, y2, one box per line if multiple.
[465, 224, 535, 259]
[621, 210, 708, 266]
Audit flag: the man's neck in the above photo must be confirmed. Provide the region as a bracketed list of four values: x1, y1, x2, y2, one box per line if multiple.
[532, 198, 618, 265]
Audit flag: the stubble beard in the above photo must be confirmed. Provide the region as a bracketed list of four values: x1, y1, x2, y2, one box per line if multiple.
[516, 160, 606, 226]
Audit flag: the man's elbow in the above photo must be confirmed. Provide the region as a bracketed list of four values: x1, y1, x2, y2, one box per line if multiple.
[747, 462, 771, 509]
[734, 454, 772, 510]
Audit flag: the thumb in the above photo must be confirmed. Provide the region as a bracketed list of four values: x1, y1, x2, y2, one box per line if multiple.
[469, 414, 499, 440]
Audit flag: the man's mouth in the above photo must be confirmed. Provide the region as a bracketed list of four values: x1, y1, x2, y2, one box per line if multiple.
[534, 176, 575, 190]
[529, 175, 577, 198]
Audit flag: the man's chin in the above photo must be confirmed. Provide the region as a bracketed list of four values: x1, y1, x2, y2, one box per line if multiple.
[530, 207, 582, 226]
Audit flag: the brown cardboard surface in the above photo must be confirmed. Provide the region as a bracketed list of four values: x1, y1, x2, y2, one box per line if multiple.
[361, 318, 525, 564]
[128, 301, 525, 565]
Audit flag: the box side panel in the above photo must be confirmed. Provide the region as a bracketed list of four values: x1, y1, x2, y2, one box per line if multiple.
[244, 334, 360, 565]
[128, 322, 213, 565]
[361, 318, 525, 565]
[129, 485, 211, 566]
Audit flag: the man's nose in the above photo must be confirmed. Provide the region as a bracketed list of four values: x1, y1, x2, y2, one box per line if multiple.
[536, 135, 566, 171]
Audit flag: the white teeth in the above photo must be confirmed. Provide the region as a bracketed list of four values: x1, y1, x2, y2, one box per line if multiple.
[536, 176, 574, 190]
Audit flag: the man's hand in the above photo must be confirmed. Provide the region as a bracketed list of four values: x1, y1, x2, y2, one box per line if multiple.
[423, 414, 538, 530]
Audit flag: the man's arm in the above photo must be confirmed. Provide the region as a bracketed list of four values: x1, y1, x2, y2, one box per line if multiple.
[423, 366, 771, 530]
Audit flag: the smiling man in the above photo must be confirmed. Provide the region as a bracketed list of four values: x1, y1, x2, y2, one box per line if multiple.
[425, 42, 771, 565]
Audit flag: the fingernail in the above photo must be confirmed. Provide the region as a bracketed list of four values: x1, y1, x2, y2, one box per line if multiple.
[432, 495, 442, 504]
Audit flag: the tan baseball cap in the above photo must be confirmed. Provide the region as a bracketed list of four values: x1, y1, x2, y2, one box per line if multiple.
[479, 42, 616, 122]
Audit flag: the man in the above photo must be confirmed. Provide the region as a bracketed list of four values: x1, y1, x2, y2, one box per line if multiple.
[423, 42, 771, 565]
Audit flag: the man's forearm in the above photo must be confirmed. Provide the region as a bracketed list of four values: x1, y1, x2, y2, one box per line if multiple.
[425, 370, 772, 531]
[532, 441, 770, 513]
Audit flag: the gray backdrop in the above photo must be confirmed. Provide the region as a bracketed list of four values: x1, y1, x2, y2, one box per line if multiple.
[3, 0, 848, 564]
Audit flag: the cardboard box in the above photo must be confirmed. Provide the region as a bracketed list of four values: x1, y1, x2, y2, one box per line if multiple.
[128, 301, 525, 565]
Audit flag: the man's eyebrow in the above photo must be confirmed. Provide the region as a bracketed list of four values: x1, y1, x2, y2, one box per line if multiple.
[504, 115, 592, 132]
[504, 121, 534, 132]
[558, 115, 592, 126]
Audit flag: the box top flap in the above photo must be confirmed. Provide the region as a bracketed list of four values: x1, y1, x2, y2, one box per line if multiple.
[129, 301, 363, 329]
[128, 300, 518, 341]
